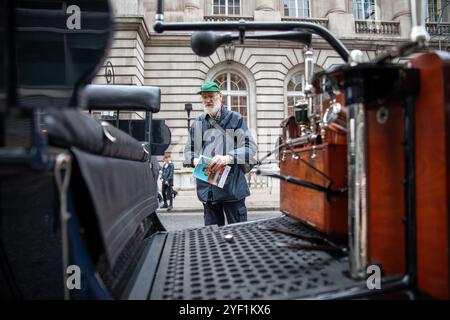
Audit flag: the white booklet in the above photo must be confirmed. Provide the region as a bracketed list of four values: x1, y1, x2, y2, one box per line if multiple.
[192, 155, 231, 188]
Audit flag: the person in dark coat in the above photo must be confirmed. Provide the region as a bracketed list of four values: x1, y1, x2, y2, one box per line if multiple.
[161, 153, 174, 210]
[184, 82, 257, 226]
[149, 155, 164, 205]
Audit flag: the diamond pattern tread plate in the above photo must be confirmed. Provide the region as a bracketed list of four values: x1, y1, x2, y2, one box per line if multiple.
[149, 216, 363, 300]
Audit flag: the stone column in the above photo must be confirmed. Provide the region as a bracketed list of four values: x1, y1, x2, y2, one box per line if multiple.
[391, 0, 411, 38]
[325, 0, 346, 15]
[326, 0, 355, 37]
[184, 0, 204, 22]
[254, 0, 280, 21]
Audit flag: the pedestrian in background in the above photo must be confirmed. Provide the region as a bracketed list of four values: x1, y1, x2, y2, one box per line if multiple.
[161, 153, 174, 210]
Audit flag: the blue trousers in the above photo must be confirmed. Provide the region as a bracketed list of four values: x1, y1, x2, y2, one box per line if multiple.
[203, 198, 247, 226]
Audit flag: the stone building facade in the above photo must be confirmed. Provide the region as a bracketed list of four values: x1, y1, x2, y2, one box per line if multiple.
[93, 0, 449, 190]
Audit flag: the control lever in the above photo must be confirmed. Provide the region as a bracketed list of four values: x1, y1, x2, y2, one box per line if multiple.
[275, 242, 347, 253]
[258, 225, 327, 245]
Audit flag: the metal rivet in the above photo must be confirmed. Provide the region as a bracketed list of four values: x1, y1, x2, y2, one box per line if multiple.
[224, 234, 234, 242]
[376, 107, 389, 124]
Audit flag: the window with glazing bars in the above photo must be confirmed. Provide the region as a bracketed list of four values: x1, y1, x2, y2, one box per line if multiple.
[283, 0, 310, 17]
[214, 72, 249, 125]
[353, 0, 376, 20]
[212, 0, 240, 15]
[286, 73, 304, 117]
[426, 0, 444, 22]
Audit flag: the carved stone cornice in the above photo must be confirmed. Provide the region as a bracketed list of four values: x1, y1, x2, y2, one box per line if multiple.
[114, 16, 151, 44]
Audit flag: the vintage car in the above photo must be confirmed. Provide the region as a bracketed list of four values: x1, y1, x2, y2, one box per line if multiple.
[0, 0, 448, 300]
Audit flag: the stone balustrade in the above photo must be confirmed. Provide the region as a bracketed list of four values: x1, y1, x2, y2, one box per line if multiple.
[281, 16, 329, 28]
[204, 15, 254, 22]
[354, 19, 400, 35]
[426, 22, 450, 36]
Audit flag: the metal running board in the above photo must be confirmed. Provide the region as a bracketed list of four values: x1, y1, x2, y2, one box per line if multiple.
[122, 232, 167, 300]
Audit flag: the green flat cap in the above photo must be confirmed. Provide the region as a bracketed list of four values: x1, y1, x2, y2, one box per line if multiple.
[197, 82, 221, 94]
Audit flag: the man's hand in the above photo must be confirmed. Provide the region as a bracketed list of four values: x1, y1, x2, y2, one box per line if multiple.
[193, 158, 200, 167]
[208, 155, 232, 172]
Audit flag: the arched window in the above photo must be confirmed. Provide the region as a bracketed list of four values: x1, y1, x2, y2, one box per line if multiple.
[214, 72, 249, 124]
[286, 73, 304, 117]
[286, 66, 324, 118]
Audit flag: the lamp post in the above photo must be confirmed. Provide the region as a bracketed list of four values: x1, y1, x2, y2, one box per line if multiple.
[183, 103, 193, 168]
[185, 103, 193, 132]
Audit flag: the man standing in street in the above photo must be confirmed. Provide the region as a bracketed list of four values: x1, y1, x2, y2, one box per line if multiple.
[161, 153, 174, 210]
[184, 81, 257, 226]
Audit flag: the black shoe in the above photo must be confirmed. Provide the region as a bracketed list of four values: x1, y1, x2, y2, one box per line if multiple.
[161, 204, 168, 209]
[172, 190, 178, 198]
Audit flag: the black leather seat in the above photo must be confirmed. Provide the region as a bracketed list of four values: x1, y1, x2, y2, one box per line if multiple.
[0, 0, 165, 299]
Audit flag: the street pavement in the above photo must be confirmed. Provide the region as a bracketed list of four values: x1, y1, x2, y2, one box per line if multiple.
[157, 210, 282, 231]
[157, 188, 281, 230]
[159, 188, 280, 212]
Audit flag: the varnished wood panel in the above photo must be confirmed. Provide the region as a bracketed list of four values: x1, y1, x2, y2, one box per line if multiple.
[366, 102, 406, 275]
[280, 143, 348, 242]
[411, 52, 450, 299]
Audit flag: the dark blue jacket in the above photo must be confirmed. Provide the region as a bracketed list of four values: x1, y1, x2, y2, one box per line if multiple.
[184, 109, 257, 202]
[161, 162, 174, 186]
